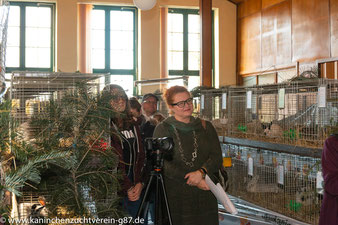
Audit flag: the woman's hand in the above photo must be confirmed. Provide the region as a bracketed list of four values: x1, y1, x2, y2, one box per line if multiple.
[184, 170, 203, 186]
[127, 182, 143, 201]
[196, 179, 210, 190]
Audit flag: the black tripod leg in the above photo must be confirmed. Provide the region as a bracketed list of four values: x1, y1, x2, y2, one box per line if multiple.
[136, 174, 154, 219]
[158, 174, 173, 225]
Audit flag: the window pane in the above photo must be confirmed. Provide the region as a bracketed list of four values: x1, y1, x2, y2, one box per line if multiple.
[110, 75, 134, 97]
[92, 10, 105, 29]
[92, 49, 105, 69]
[110, 11, 134, 70]
[26, 47, 50, 68]
[168, 51, 183, 70]
[110, 50, 133, 69]
[6, 47, 20, 67]
[92, 30, 105, 49]
[26, 28, 51, 47]
[110, 11, 133, 31]
[188, 33, 200, 51]
[188, 14, 199, 33]
[26, 6, 51, 68]
[111, 31, 133, 50]
[91, 10, 105, 69]
[168, 33, 183, 51]
[168, 14, 183, 33]
[188, 52, 200, 70]
[168, 75, 199, 91]
[6, 6, 20, 67]
[26, 7, 51, 27]
[168, 13, 183, 71]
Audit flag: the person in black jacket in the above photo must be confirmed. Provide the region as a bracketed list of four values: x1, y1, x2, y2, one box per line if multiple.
[103, 85, 145, 219]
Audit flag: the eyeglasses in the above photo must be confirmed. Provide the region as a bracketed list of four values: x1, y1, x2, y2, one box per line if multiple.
[171, 98, 193, 108]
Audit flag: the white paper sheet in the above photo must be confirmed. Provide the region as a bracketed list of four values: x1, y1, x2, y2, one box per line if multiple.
[205, 175, 238, 215]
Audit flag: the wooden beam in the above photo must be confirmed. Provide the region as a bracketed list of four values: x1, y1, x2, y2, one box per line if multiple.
[200, 0, 212, 87]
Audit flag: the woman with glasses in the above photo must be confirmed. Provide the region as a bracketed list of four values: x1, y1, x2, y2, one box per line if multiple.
[153, 85, 222, 225]
[102, 84, 145, 220]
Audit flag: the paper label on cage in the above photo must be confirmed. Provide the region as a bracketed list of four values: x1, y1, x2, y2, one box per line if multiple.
[246, 91, 252, 109]
[222, 93, 227, 109]
[248, 157, 253, 176]
[201, 95, 205, 109]
[318, 86, 326, 108]
[316, 171, 324, 189]
[278, 88, 285, 109]
[277, 165, 284, 185]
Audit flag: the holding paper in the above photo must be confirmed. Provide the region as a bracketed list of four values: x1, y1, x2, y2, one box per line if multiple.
[205, 174, 238, 215]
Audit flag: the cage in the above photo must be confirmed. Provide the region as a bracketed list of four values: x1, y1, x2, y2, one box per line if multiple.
[10, 71, 106, 126]
[9, 71, 112, 222]
[200, 87, 230, 137]
[223, 143, 322, 224]
[276, 79, 338, 148]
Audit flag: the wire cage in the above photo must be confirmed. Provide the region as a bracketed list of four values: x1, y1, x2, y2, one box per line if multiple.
[200, 79, 338, 149]
[222, 143, 322, 224]
[10, 71, 106, 126]
[276, 79, 338, 148]
[9, 71, 121, 222]
[0, 0, 9, 99]
[200, 87, 230, 137]
[226, 86, 261, 139]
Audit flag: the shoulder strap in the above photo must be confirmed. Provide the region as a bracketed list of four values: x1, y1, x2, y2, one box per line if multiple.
[200, 118, 206, 130]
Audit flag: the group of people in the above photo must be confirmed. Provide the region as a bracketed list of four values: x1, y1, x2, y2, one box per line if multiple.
[103, 84, 223, 225]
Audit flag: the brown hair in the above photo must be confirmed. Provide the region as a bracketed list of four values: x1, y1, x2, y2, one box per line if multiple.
[129, 97, 141, 112]
[163, 85, 190, 106]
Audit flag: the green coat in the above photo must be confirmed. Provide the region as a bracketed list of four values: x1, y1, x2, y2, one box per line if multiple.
[153, 116, 223, 225]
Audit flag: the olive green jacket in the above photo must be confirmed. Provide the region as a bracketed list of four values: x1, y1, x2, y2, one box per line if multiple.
[153, 116, 222, 183]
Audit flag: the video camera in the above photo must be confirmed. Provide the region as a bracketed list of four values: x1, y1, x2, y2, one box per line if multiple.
[145, 137, 174, 170]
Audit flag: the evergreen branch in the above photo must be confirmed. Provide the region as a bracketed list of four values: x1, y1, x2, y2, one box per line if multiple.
[75, 130, 105, 172]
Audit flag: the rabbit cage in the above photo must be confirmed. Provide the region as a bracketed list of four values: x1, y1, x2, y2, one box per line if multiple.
[9, 71, 107, 221]
[200, 78, 338, 224]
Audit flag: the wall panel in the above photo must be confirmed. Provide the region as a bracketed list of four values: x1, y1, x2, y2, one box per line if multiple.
[238, 13, 261, 74]
[261, 0, 291, 68]
[331, 0, 338, 57]
[292, 0, 330, 62]
[238, 0, 261, 19]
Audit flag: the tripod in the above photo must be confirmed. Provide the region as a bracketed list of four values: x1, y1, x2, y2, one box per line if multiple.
[136, 160, 173, 225]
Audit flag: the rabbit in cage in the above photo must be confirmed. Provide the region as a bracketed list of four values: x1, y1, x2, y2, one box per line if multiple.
[246, 175, 279, 193]
[295, 186, 317, 206]
[264, 122, 283, 138]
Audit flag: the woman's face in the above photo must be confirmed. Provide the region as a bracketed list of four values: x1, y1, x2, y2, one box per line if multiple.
[169, 91, 193, 119]
[110, 89, 127, 112]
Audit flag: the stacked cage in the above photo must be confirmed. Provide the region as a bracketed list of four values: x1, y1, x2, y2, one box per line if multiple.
[226, 86, 260, 139]
[200, 87, 230, 137]
[223, 143, 322, 224]
[10, 71, 105, 125]
[276, 79, 338, 148]
[10, 71, 106, 221]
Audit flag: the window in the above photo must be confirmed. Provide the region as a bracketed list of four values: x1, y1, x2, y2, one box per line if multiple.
[91, 6, 137, 96]
[6, 2, 55, 72]
[167, 9, 214, 90]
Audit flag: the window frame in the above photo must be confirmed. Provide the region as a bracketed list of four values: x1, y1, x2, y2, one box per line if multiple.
[6, 1, 55, 73]
[168, 8, 215, 85]
[92, 5, 138, 93]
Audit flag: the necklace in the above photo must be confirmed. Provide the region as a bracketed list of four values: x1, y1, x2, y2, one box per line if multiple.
[172, 126, 198, 167]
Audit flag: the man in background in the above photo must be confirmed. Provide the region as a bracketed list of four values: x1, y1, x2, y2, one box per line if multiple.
[141, 93, 164, 138]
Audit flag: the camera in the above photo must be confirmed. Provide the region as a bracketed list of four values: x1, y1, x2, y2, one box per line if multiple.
[145, 137, 174, 153]
[145, 137, 174, 170]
